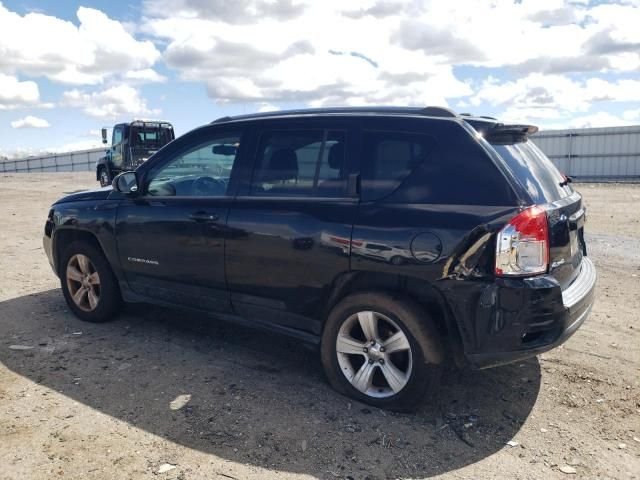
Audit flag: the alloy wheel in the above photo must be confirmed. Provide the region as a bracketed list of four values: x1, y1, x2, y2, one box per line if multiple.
[66, 254, 101, 312]
[336, 310, 413, 398]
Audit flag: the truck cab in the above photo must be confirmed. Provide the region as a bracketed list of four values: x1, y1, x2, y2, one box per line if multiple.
[96, 120, 175, 187]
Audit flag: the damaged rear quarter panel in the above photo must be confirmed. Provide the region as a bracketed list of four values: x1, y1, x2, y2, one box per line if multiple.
[437, 212, 567, 358]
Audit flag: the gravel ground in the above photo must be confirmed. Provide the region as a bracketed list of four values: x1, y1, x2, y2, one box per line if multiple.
[0, 173, 638, 480]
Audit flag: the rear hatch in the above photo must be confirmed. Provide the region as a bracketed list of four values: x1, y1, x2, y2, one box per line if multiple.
[470, 120, 586, 289]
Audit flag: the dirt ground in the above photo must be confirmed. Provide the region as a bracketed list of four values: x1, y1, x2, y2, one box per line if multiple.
[0, 173, 638, 480]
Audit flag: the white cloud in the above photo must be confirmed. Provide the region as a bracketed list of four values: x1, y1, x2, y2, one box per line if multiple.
[144, 0, 306, 24]
[142, 2, 473, 106]
[61, 85, 160, 119]
[11, 115, 50, 128]
[123, 69, 167, 83]
[472, 74, 640, 126]
[81, 129, 102, 137]
[46, 139, 104, 153]
[0, 73, 39, 109]
[257, 103, 280, 113]
[0, 139, 104, 159]
[0, 146, 40, 159]
[0, 4, 161, 85]
[566, 112, 635, 129]
[1, 0, 639, 133]
[139, 0, 640, 112]
[623, 108, 640, 121]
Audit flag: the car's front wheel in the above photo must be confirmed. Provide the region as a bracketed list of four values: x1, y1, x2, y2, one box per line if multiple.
[321, 292, 443, 411]
[59, 241, 122, 322]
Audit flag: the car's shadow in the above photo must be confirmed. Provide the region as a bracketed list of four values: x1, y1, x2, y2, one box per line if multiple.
[0, 290, 541, 478]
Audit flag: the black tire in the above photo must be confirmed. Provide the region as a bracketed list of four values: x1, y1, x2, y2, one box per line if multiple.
[59, 240, 122, 323]
[321, 292, 443, 411]
[99, 168, 110, 187]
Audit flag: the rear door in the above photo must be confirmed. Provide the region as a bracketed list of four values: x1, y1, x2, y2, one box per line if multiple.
[225, 118, 360, 335]
[490, 140, 585, 288]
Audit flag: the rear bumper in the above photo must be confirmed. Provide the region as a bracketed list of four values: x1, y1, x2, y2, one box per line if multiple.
[465, 257, 596, 369]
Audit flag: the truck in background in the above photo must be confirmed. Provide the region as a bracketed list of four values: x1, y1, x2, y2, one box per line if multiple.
[96, 120, 175, 187]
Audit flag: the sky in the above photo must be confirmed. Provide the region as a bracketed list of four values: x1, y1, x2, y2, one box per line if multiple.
[0, 0, 639, 159]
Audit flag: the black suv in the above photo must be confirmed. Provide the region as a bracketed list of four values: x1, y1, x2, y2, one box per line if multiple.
[44, 106, 596, 410]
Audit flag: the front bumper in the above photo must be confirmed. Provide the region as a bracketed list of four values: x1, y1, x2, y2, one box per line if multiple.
[466, 257, 596, 369]
[43, 223, 56, 276]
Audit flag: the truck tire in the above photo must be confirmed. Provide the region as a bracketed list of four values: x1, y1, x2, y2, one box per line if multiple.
[98, 167, 110, 187]
[321, 292, 443, 412]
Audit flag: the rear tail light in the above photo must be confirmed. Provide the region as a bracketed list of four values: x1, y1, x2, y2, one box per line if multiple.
[495, 206, 549, 276]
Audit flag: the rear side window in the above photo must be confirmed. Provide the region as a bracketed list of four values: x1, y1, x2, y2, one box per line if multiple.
[492, 141, 571, 203]
[250, 130, 347, 197]
[376, 122, 519, 206]
[361, 131, 436, 201]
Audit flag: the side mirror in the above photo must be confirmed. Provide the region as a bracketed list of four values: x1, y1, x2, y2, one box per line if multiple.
[112, 171, 139, 195]
[101, 128, 108, 144]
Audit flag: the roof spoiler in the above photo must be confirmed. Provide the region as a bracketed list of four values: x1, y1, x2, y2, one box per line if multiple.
[473, 122, 539, 144]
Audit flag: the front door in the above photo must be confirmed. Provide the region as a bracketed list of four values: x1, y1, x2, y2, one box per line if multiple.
[110, 125, 124, 172]
[115, 127, 246, 312]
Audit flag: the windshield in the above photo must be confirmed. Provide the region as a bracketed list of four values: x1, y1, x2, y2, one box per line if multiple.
[492, 140, 572, 203]
[131, 125, 174, 149]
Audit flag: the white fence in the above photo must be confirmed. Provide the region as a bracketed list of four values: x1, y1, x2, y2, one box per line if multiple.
[0, 148, 104, 173]
[531, 125, 640, 181]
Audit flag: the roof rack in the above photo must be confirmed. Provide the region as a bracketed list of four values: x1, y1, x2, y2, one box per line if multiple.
[211, 105, 460, 124]
[131, 118, 173, 124]
[419, 106, 457, 118]
[458, 113, 498, 121]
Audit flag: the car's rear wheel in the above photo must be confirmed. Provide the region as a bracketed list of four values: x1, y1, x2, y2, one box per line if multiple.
[321, 292, 443, 411]
[60, 241, 122, 322]
[99, 168, 110, 187]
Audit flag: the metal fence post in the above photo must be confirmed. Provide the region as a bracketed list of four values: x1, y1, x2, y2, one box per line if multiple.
[567, 133, 573, 176]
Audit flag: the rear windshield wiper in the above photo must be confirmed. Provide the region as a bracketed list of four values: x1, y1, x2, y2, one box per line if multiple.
[559, 175, 573, 187]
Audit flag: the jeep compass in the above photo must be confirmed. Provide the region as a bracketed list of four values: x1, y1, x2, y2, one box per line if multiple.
[43, 106, 596, 410]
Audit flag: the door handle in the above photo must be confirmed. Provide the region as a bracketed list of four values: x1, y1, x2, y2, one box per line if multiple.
[189, 211, 219, 223]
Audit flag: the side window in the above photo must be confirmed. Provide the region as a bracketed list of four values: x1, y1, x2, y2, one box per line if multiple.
[361, 131, 436, 201]
[250, 130, 347, 197]
[113, 127, 123, 145]
[147, 132, 241, 197]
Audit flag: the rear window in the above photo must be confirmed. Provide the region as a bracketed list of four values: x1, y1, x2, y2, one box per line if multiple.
[250, 130, 347, 197]
[492, 141, 572, 203]
[131, 126, 174, 148]
[361, 131, 436, 201]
